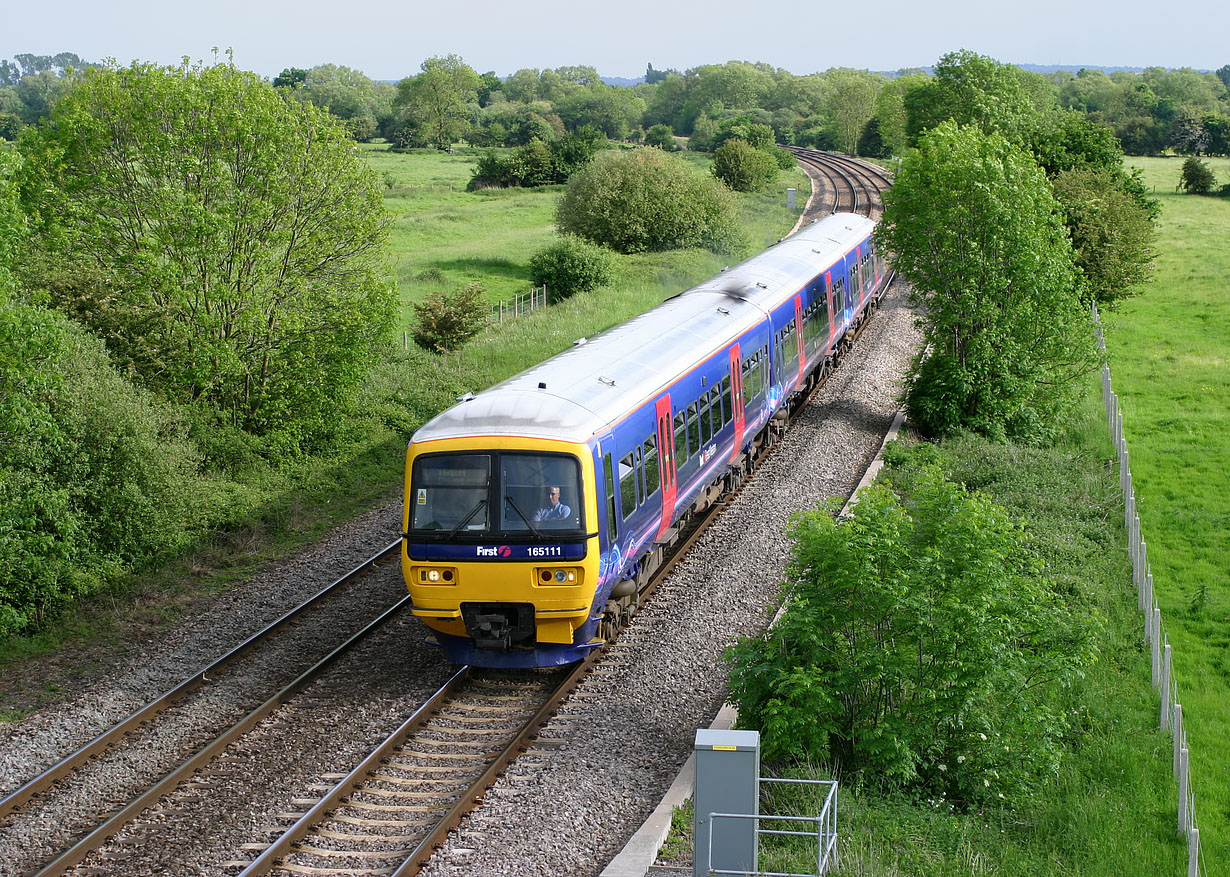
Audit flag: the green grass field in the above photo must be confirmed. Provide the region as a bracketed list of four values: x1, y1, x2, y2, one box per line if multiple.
[1106, 155, 1229, 869]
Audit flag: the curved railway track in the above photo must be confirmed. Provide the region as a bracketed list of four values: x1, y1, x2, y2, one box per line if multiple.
[787, 146, 894, 219]
[4, 155, 897, 877]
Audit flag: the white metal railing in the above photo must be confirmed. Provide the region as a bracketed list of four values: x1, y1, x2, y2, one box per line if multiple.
[707, 778, 838, 877]
[1094, 302, 1204, 877]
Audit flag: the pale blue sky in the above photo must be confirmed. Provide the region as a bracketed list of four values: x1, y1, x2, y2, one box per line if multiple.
[7, 0, 1228, 82]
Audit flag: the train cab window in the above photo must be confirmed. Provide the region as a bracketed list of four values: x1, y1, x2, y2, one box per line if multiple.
[410, 452, 582, 536]
[674, 411, 688, 463]
[410, 454, 491, 531]
[699, 394, 712, 444]
[499, 454, 582, 531]
[686, 401, 700, 456]
[619, 452, 637, 519]
[643, 435, 660, 496]
[721, 375, 732, 426]
[604, 453, 618, 540]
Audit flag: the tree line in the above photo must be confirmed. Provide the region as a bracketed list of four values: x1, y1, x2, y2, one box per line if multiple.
[4, 52, 1230, 159]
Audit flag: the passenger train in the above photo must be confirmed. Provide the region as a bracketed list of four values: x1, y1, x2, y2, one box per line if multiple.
[401, 212, 888, 668]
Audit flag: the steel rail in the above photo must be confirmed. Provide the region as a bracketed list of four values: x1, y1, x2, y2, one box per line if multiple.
[31, 594, 414, 877]
[0, 540, 402, 821]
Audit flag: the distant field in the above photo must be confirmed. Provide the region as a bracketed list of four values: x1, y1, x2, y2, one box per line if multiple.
[362, 144, 809, 340]
[1108, 155, 1229, 866]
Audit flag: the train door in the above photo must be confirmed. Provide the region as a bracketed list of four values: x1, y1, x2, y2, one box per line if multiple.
[793, 295, 806, 385]
[824, 271, 836, 351]
[728, 344, 744, 462]
[654, 395, 677, 542]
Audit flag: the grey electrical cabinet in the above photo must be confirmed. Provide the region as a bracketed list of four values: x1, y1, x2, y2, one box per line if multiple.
[693, 728, 760, 877]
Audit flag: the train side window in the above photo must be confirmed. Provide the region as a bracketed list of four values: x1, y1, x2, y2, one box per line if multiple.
[604, 453, 618, 539]
[721, 375, 732, 426]
[699, 393, 712, 444]
[634, 444, 645, 505]
[674, 411, 688, 463]
[619, 452, 636, 519]
[643, 435, 659, 496]
[687, 401, 700, 456]
[741, 356, 753, 404]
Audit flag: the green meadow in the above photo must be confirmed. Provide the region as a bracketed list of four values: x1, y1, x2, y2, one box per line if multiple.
[1106, 155, 1230, 868]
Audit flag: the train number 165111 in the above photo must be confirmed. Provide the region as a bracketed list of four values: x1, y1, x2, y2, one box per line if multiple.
[528, 545, 563, 557]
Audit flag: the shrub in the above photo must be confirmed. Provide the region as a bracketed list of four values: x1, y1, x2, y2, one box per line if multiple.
[555, 147, 746, 255]
[645, 124, 676, 150]
[529, 235, 618, 302]
[0, 296, 199, 636]
[412, 282, 488, 352]
[1179, 155, 1216, 194]
[712, 138, 779, 192]
[726, 463, 1095, 809]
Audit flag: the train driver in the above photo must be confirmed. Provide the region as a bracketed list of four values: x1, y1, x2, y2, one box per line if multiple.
[533, 485, 571, 522]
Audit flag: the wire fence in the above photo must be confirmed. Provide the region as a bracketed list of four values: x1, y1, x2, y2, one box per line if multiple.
[491, 284, 547, 324]
[1093, 302, 1205, 877]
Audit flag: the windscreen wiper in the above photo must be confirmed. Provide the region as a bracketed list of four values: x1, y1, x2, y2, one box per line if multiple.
[504, 495, 543, 539]
[447, 499, 488, 537]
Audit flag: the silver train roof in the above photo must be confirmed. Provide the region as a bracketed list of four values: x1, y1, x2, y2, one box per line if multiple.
[412, 213, 876, 446]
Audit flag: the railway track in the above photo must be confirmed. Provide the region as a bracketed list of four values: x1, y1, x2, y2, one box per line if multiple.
[0, 542, 407, 876]
[787, 146, 893, 219]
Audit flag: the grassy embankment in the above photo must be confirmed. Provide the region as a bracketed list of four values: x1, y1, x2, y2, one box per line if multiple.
[0, 146, 807, 706]
[741, 155, 1226, 876]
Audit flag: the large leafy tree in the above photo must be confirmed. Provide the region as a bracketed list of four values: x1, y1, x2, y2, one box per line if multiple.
[878, 121, 1097, 440]
[394, 54, 480, 149]
[904, 50, 1041, 146]
[17, 60, 395, 439]
[822, 68, 882, 154]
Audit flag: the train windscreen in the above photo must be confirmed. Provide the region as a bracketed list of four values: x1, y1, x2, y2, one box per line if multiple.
[411, 452, 583, 536]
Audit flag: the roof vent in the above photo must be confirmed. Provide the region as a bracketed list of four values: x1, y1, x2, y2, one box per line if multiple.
[599, 376, 615, 387]
[717, 306, 730, 316]
[456, 392, 475, 403]
[756, 282, 768, 289]
[573, 337, 587, 347]
[538, 382, 547, 390]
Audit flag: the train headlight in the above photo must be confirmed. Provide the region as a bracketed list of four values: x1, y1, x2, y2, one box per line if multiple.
[427, 569, 441, 582]
[554, 569, 569, 583]
[538, 567, 580, 585]
[417, 567, 456, 584]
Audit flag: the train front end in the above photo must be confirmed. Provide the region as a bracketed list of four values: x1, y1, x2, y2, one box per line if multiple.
[402, 436, 602, 668]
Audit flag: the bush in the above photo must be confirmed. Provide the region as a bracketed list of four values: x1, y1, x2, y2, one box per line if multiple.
[412, 282, 488, 352]
[1, 296, 199, 636]
[645, 124, 676, 150]
[529, 235, 618, 302]
[1179, 155, 1216, 194]
[555, 147, 747, 255]
[726, 463, 1094, 809]
[712, 138, 779, 192]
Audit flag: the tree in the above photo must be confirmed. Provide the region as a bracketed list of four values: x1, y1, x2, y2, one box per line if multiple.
[273, 66, 307, 89]
[644, 123, 676, 149]
[712, 138, 778, 191]
[17, 60, 395, 441]
[877, 121, 1097, 440]
[904, 50, 1040, 146]
[822, 68, 882, 154]
[1179, 155, 1216, 194]
[726, 462, 1093, 807]
[1051, 167, 1156, 307]
[555, 147, 745, 255]
[394, 54, 480, 150]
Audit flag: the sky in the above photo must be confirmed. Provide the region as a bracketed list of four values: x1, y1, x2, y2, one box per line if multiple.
[7, 0, 1229, 82]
